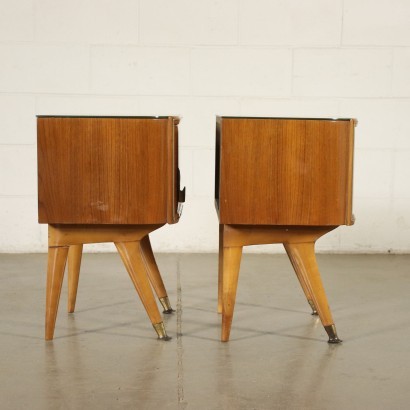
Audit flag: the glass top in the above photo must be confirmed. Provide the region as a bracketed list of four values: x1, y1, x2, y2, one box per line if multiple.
[217, 116, 353, 121]
[36, 115, 173, 119]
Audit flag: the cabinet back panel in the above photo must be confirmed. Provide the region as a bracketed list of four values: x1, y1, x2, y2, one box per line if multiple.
[218, 118, 354, 225]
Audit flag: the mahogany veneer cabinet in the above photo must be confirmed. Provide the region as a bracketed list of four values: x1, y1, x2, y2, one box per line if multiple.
[37, 116, 185, 341]
[215, 116, 356, 343]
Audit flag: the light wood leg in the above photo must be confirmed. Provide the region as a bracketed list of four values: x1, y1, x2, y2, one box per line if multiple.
[284, 243, 318, 315]
[115, 241, 170, 340]
[45, 246, 69, 340]
[218, 224, 224, 314]
[67, 244, 83, 313]
[140, 235, 174, 313]
[284, 242, 341, 343]
[221, 246, 243, 342]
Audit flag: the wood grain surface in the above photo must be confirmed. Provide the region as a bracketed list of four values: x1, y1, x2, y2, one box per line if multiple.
[216, 117, 355, 226]
[38, 117, 180, 224]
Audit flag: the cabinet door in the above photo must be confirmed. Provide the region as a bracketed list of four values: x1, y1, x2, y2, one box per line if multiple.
[38, 117, 168, 224]
[218, 118, 354, 226]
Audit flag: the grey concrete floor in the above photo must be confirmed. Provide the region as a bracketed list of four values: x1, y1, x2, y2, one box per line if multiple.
[1, 252, 410, 410]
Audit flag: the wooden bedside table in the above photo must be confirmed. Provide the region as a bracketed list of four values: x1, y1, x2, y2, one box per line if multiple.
[215, 116, 356, 343]
[37, 116, 185, 341]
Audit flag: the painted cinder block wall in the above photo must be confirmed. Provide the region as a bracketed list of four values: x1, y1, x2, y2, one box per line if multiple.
[0, 0, 409, 253]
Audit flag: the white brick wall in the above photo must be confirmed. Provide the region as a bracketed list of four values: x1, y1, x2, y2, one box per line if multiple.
[0, 0, 34, 42]
[139, 0, 237, 45]
[191, 48, 292, 96]
[343, 0, 410, 46]
[0, 45, 89, 93]
[239, 0, 343, 46]
[293, 49, 392, 97]
[35, 0, 139, 44]
[392, 48, 410, 96]
[0, 0, 409, 253]
[91, 47, 191, 95]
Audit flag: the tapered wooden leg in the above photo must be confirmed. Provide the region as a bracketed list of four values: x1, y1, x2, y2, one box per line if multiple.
[140, 235, 174, 314]
[115, 241, 170, 340]
[218, 224, 224, 314]
[284, 243, 318, 315]
[67, 244, 83, 313]
[285, 242, 342, 343]
[45, 246, 69, 340]
[221, 246, 243, 342]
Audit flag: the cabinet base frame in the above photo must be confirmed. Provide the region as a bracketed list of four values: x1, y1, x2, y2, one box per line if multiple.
[218, 224, 341, 344]
[45, 224, 173, 341]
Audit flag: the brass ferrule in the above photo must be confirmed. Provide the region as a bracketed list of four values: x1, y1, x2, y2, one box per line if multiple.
[308, 299, 318, 315]
[325, 324, 342, 344]
[153, 322, 171, 341]
[159, 296, 175, 314]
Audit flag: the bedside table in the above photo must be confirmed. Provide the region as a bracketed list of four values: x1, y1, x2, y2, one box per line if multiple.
[215, 116, 356, 343]
[37, 116, 185, 341]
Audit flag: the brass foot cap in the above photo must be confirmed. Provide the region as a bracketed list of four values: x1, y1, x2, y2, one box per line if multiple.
[159, 297, 175, 314]
[308, 300, 318, 316]
[153, 322, 172, 341]
[328, 337, 343, 344]
[325, 324, 342, 344]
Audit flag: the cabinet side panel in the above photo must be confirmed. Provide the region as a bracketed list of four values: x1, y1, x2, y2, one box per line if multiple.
[38, 117, 167, 224]
[166, 117, 179, 224]
[215, 118, 221, 213]
[345, 119, 355, 225]
[219, 118, 352, 225]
